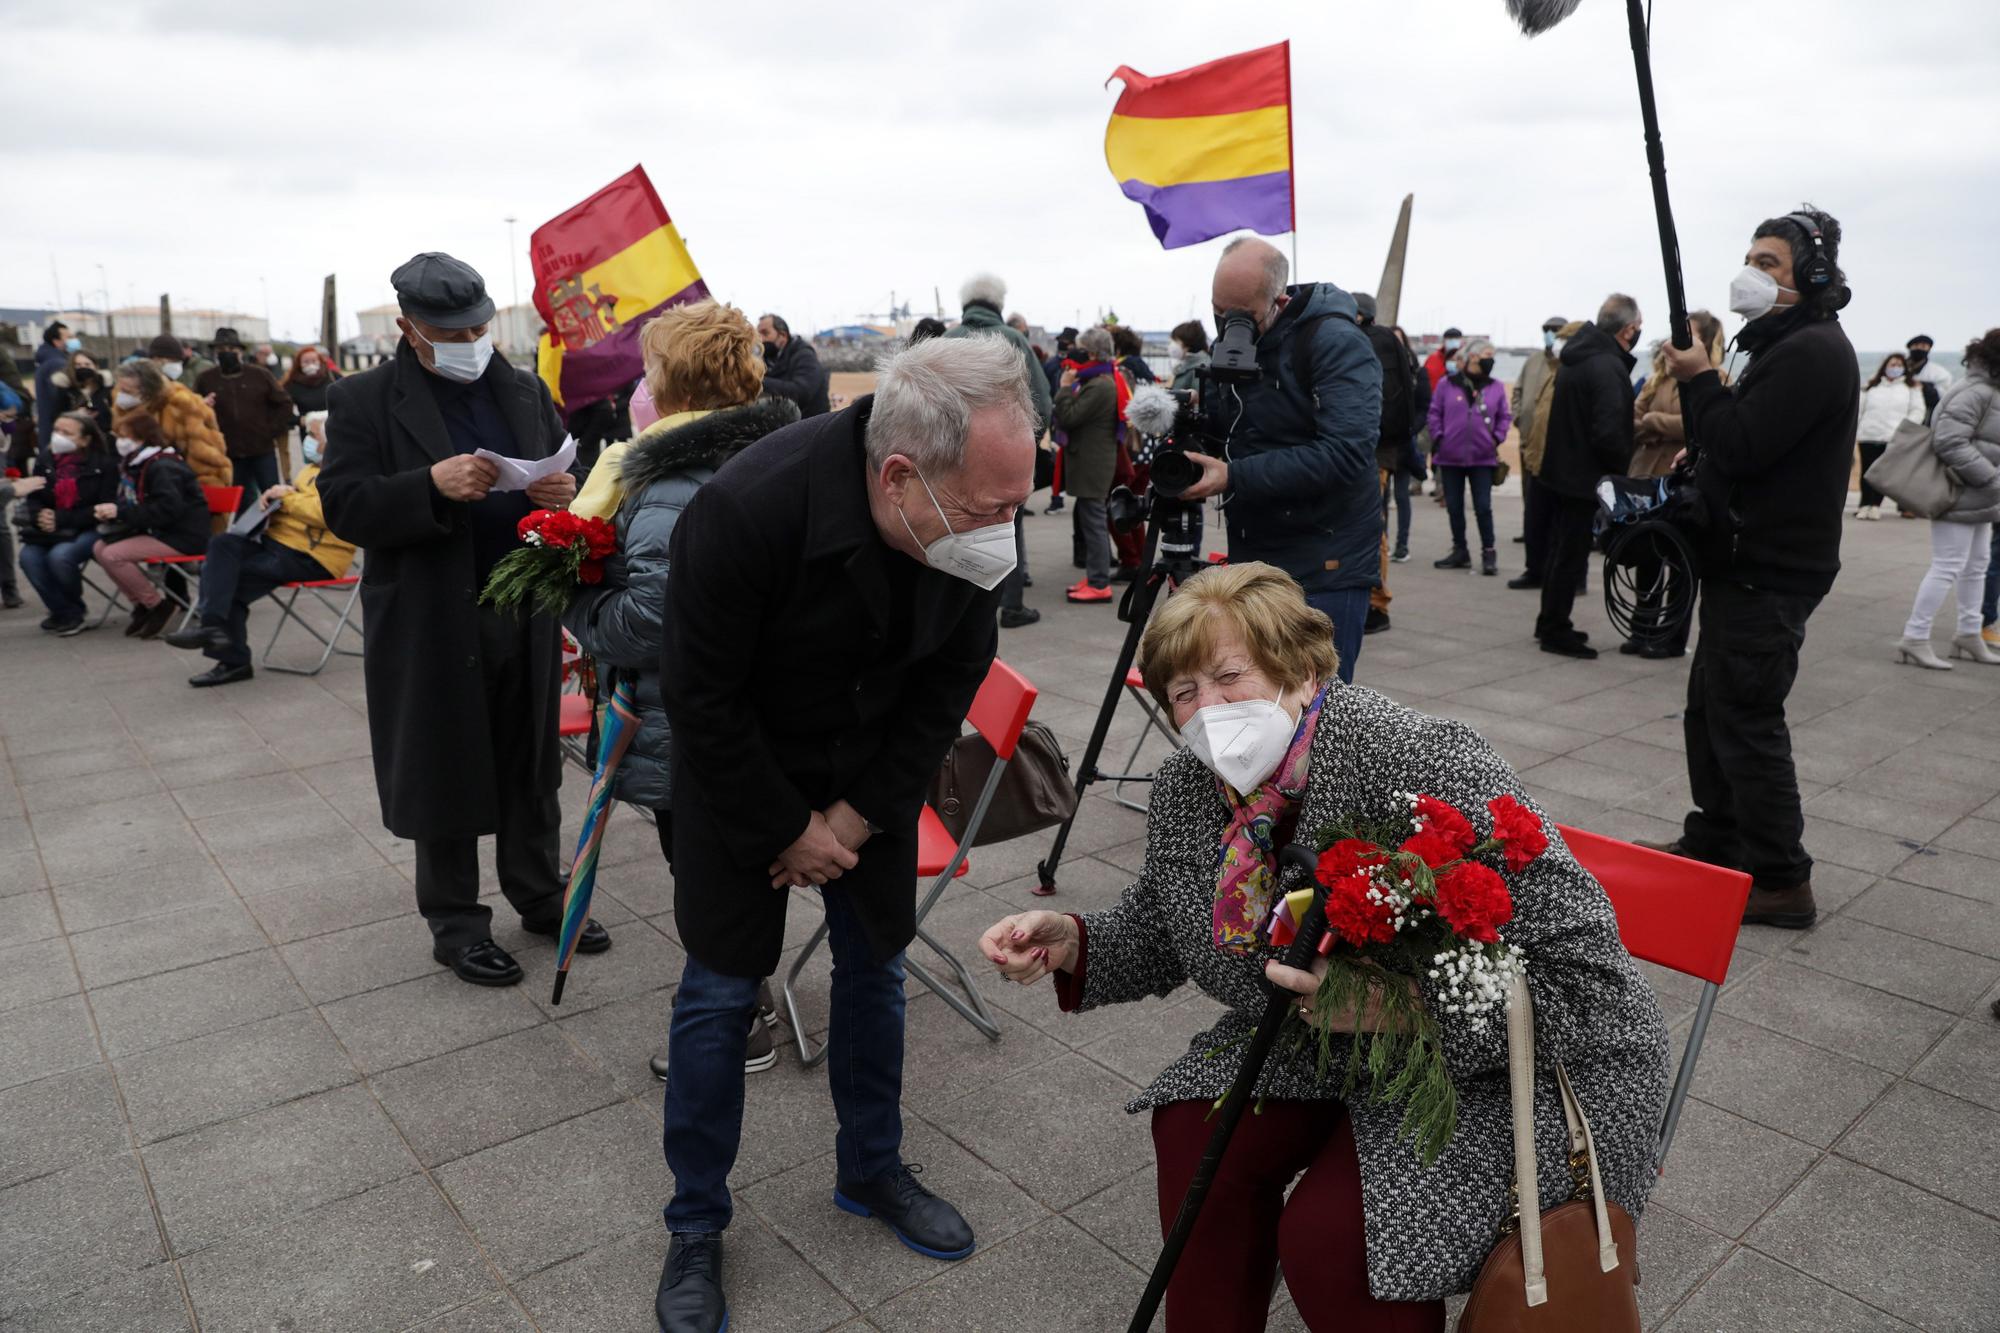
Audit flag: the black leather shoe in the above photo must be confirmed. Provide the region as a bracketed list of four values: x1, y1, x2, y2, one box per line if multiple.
[189, 662, 254, 688]
[655, 1232, 727, 1333]
[999, 606, 1041, 629]
[1506, 574, 1542, 590]
[135, 600, 179, 640]
[433, 938, 524, 987]
[1434, 549, 1472, 570]
[1538, 636, 1598, 660]
[834, 1163, 975, 1260]
[1363, 608, 1390, 635]
[164, 623, 232, 652]
[523, 916, 610, 954]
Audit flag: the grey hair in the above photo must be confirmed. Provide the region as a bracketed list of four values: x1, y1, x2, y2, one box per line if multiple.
[1596, 293, 1641, 335]
[1463, 338, 1496, 359]
[1221, 236, 1289, 305]
[959, 273, 1007, 309]
[1075, 327, 1114, 361]
[867, 335, 1035, 474]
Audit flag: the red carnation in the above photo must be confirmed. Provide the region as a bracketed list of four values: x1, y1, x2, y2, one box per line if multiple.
[517, 511, 546, 540]
[1414, 795, 1476, 856]
[1433, 861, 1514, 944]
[1400, 829, 1464, 870]
[584, 517, 617, 559]
[578, 558, 605, 585]
[1486, 795, 1549, 871]
[1322, 870, 1397, 948]
[1317, 838, 1386, 886]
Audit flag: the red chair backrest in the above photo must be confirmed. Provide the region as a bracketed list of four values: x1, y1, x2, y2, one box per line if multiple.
[204, 485, 244, 517]
[1558, 825, 1751, 987]
[966, 659, 1037, 760]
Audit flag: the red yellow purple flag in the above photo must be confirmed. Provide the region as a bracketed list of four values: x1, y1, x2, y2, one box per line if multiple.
[530, 166, 710, 407]
[1104, 42, 1295, 249]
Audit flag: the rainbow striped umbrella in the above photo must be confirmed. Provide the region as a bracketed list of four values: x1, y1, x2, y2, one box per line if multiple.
[550, 677, 640, 1005]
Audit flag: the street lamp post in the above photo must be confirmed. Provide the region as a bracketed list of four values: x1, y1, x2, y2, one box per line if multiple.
[95, 263, 114, 353]
[504, 216, 521, 353]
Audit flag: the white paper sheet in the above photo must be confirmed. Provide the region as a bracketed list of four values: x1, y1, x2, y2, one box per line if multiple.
[473, 434, 578, 493]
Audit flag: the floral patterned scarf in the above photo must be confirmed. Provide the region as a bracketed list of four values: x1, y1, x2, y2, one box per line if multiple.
[1211, 685, 1327, 953]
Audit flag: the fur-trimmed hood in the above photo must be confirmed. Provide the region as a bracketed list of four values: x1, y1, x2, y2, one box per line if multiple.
[621, 397, 799, 494]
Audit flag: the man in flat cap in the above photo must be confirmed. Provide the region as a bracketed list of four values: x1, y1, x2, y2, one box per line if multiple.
[320, 251, 609, 987]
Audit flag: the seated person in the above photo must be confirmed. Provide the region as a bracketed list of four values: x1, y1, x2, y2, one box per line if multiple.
[90, 412, 209, 640]
[163, 410, 356, 685]
[979, 562, 1668, 1332]
[15, 411, 121, 632]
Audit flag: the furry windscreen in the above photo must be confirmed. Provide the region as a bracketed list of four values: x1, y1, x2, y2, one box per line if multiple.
[1505, 0, 1587, 34]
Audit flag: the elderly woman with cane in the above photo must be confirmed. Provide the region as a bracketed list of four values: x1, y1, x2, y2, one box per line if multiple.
[979, 562, 1667, 1331]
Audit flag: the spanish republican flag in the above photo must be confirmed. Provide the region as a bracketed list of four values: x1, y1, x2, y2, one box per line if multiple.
[531, 166, 709, 408]
[1103, 42, 1294, 250]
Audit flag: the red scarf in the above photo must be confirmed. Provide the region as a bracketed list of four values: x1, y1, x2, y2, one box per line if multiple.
[52, 452, 82, 510]
[1069, 359, 1132, 442]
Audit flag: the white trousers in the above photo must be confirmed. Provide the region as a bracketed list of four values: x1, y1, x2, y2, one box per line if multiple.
[1903, 519, 1992, 640]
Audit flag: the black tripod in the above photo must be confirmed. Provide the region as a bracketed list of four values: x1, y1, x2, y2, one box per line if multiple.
[1036, 494, 1210, 895]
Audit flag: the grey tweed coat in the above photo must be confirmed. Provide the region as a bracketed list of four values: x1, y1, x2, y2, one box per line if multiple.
[1068, 682, 1670, 1302]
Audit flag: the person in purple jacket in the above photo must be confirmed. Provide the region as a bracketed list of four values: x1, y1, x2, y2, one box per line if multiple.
[1428, 338, 1513, 575]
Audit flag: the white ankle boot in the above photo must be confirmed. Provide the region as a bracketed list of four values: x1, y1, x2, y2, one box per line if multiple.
[1897, 638, 1954, 670]
[1951, 633, 2000, 664]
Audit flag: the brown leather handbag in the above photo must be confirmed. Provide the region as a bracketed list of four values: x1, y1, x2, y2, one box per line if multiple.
[925, 722, 1078, 847]
[1458, 977, 1641, 1333]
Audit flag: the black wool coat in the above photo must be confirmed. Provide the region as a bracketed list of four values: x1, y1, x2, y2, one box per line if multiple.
[1537, 322, 1637, 499]
[661, 397, 1001, 977]
[318, 342, 570, 840]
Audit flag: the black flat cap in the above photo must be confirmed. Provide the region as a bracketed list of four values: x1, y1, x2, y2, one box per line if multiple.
[212, 326, 244, 348]
[393, 252, 495, 330]
[1443, 326, 1464, 338]
[1541, 315, 1568, 331]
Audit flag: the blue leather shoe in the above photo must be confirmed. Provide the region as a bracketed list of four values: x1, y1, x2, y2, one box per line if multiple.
[833, 1163, 975, 1261]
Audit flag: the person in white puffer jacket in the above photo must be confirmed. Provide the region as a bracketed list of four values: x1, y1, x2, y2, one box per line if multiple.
[1854, 352, 1926, 518]
[1897, 329, 2000, 669]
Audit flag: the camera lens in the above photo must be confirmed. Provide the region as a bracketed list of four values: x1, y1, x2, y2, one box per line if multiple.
[1150, 448, 1200, 499]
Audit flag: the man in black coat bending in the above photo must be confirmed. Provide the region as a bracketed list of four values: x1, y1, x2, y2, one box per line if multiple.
[319, 252, 607, 989]
[1534, 293, 1643, 659]
[650, 337, 1035, 1333]
[1644, 206, 1860, 932]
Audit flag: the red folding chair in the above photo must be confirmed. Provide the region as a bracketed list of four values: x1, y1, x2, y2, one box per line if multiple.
[1109, 664, 1181, 813]
[1558, 825, 1752, 1174]
[260, 566, 363, 676]
[784, 659, 1039, 1066]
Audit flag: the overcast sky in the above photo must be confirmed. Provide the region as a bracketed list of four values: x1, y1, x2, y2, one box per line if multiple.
[7, 0, 1995, 354]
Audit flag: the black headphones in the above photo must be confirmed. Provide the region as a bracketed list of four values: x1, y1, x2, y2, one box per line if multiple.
[1784, 212, 1835, 290]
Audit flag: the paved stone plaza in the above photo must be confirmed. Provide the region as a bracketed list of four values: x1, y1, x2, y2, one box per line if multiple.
[2, 490, 1996, 1332]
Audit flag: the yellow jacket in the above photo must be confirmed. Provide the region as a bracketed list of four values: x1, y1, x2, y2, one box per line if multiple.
[266, 464, 357, 578]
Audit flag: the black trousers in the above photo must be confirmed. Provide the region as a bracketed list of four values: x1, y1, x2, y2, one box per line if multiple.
[1520, 472, 1553, 578]
[1857, 440, 1888, 509]
[1680, 579, 1819, 888]
[195, 533, 326, 667]
[1000, 510, 1030, 611]
[413, 610, 564, 952]
[1534, 494, 1599, 642]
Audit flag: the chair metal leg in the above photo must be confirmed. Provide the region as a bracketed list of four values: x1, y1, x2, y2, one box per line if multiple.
[783, 916, 832, 1069]
[263, 584, 366, 676]
[1655, 980, 1719, 1175]
[907, 925, 1002, 1039]
[1111, 684, 1181, 814]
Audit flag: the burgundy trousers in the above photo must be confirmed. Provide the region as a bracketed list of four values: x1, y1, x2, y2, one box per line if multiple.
[1149, 1098, 1446, 1333]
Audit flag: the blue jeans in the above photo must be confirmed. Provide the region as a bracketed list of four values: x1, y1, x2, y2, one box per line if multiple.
[196, 533, 325, 666]
[662, 884, 907, 1233]
[1307, 587, 1370, 684]
[1983, 526, 2000, 627]
[19, 532, 101, 622]
[1439, 465, 1495, 553]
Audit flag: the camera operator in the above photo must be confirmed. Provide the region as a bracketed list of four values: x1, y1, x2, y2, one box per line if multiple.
[1177, 238, 1384, 679]
[1643, 205, 1859, 932]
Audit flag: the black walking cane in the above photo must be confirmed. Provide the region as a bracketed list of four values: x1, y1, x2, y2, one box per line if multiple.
[1508, 0, 1694, 353]
[1127, 842, 1331, 1332]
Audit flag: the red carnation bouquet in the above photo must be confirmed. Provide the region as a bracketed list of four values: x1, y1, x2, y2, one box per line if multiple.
[1264, 792, 1549, 1162]
[479, 508, 617, 617]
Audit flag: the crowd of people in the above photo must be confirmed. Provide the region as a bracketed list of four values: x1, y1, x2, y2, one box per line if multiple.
[5, 201, 1999, 1332]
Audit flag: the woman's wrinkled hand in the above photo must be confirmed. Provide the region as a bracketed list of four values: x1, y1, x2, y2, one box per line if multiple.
[979, 910, 1079, 985]
[1265, 958, 1419, 1034]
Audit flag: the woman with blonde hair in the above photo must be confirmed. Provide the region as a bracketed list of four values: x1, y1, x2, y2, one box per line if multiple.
[563, 300, 799, 1071]
[110, 358, 231, 492]
[1630, 310, 1727, 478]
[979, 562, 1666, 1331]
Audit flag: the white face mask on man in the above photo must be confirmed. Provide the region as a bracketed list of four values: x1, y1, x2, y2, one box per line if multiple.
[1728, 266, 1797, 322]
[114, 390, 141, 409]
[1180, 691, 1298, 795]
[897, 466, 1017, 591]
[413, 328, 494, 384]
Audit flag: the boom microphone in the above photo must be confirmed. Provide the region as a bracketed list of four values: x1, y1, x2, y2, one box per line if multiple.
[1504, 0, 1585, 33]
[1124, 383, 1180, 438]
